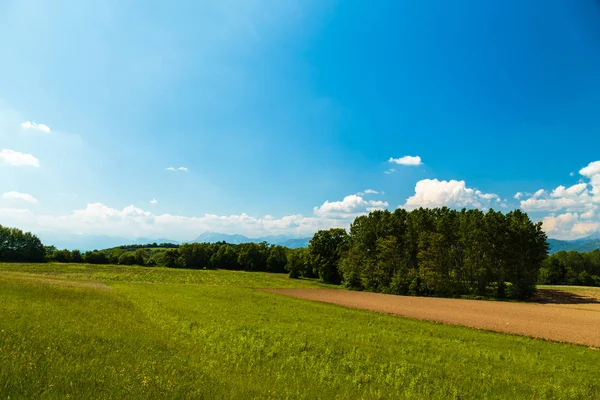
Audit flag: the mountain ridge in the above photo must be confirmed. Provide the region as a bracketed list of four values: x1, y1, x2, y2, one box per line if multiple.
[193, 231, 310, 248]
[547, 236, 600, 253]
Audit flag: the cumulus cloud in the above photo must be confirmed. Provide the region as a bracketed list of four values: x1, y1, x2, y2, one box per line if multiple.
[519, 160, 600, 239]
[542, 212, 600, 240]
[0, 149, 40, 167]
[314, 194, 388, 218]
[2, 191, 38, 204]
[20, 121, 51, 133]
[384, 168, 396, 174]
[580, 161, 600, 197]
[520, 183, 595, 212]
[178, 167, 189, 172]
[402, 179, 499, 210]
[514, 192, 523, 200]
[0, 192, 390, 240]
[389, 155, 422, 166]
[150, 199, 158, 205]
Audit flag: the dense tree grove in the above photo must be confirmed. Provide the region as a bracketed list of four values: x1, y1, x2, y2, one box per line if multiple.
[0, 225, 45, 262]
[539, 250, 600, 286]
[336, 208, 548, 299]
[308, 228, 348, 284]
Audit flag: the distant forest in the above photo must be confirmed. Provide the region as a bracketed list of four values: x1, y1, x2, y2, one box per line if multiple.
[3, 207, 600, 298]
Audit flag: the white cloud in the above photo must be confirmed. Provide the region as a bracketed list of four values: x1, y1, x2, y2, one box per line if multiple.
[389, 155, 422, 166]
[357, 189, 379, 195]
[402, 179, 499, 210]
[2, 191, 38, 204]
[384, 168, 396, 174]
[150, 199, 158, 205]
[519, 160, 600, 239]
[0, 204, 317, 240]
[520, 183, 595, 212]
[20, 121, 51, 133]
[0, 192, 390, 240]
[573, 222, 600, 236]
[542, 212, 600, 240]
[580, 161, 600, 197]
[166, 166, 188, 172]
[581, 208, 596, 220]
[513, 192, 523, 200]
[313, 194, 388, 218]
[0, 149, 40, 167]
[580, 161, 600, 178]
[542, 213, 579, 238]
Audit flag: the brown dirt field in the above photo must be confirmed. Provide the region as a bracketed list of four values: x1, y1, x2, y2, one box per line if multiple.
[263, 288, 600, 347]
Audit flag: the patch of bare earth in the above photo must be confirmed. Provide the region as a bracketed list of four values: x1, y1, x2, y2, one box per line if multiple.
[263, 288, 600, 347]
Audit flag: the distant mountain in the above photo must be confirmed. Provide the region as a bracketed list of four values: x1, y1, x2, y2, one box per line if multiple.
[194, 232, 253, 244]
[193, 231, 310, 248]
[37, 233, 179, 251]
[132, 237, 180, 246]
[547, 236, 600, 254]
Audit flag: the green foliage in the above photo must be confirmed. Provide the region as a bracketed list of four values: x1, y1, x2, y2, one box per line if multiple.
[83, 250, 109, 264]
[266, 245, 287, 273]
[237, 242, 269, 272]
[285, 247, 312, 279]
[1, 264, 599, 399]
[540, 249, 600, 287]
[71, 249, 82, 263]
[340, 208, 548, 299]
[118, 252, 137, 266]
[309, 228, 348, 284]
[210, 244, 239, 269]
[0, 225, 45, 262]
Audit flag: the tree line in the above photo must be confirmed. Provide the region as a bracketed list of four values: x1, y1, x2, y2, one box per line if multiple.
[289, 208, 549, 299]
[7, 206, 591, 299]
[0, 225, 45, 262]
[45, 241, 289, 273]
[539, 250, 600, 286]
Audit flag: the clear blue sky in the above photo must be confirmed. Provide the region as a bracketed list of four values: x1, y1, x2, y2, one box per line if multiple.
[1, 0, 600, 240]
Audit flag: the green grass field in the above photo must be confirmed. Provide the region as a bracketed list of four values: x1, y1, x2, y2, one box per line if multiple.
[1, 263, 599, 399]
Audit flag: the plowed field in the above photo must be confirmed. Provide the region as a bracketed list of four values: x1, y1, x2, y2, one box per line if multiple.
[264, 288, 600, 347]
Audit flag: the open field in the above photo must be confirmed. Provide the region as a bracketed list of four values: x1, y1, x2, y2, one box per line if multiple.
[264, 288, 600, 347]
[1, 263, 600, 399]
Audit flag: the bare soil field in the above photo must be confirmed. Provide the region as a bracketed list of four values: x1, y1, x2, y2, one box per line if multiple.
[263, 288, 600, 347]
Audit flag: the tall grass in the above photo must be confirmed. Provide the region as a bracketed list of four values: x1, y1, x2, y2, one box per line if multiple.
[1, 263, 599, 399]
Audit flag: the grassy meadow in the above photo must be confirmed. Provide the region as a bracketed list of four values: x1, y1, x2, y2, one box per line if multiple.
[1, 263, 599, 399]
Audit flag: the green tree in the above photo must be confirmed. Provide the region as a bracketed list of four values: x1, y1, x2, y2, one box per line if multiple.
[237, 242, 268, 272]
[0, 225, 45, 262]
[266, 245, 287, 273]
[210, 244, 239, 269]
[309, 228, 348, 284]
[118, 252, 137, 266]
[71, 249, 83, 263]
[285, 247, 311, 278]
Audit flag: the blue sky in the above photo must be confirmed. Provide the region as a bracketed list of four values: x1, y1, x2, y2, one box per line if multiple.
[1, 0, 600, 241]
